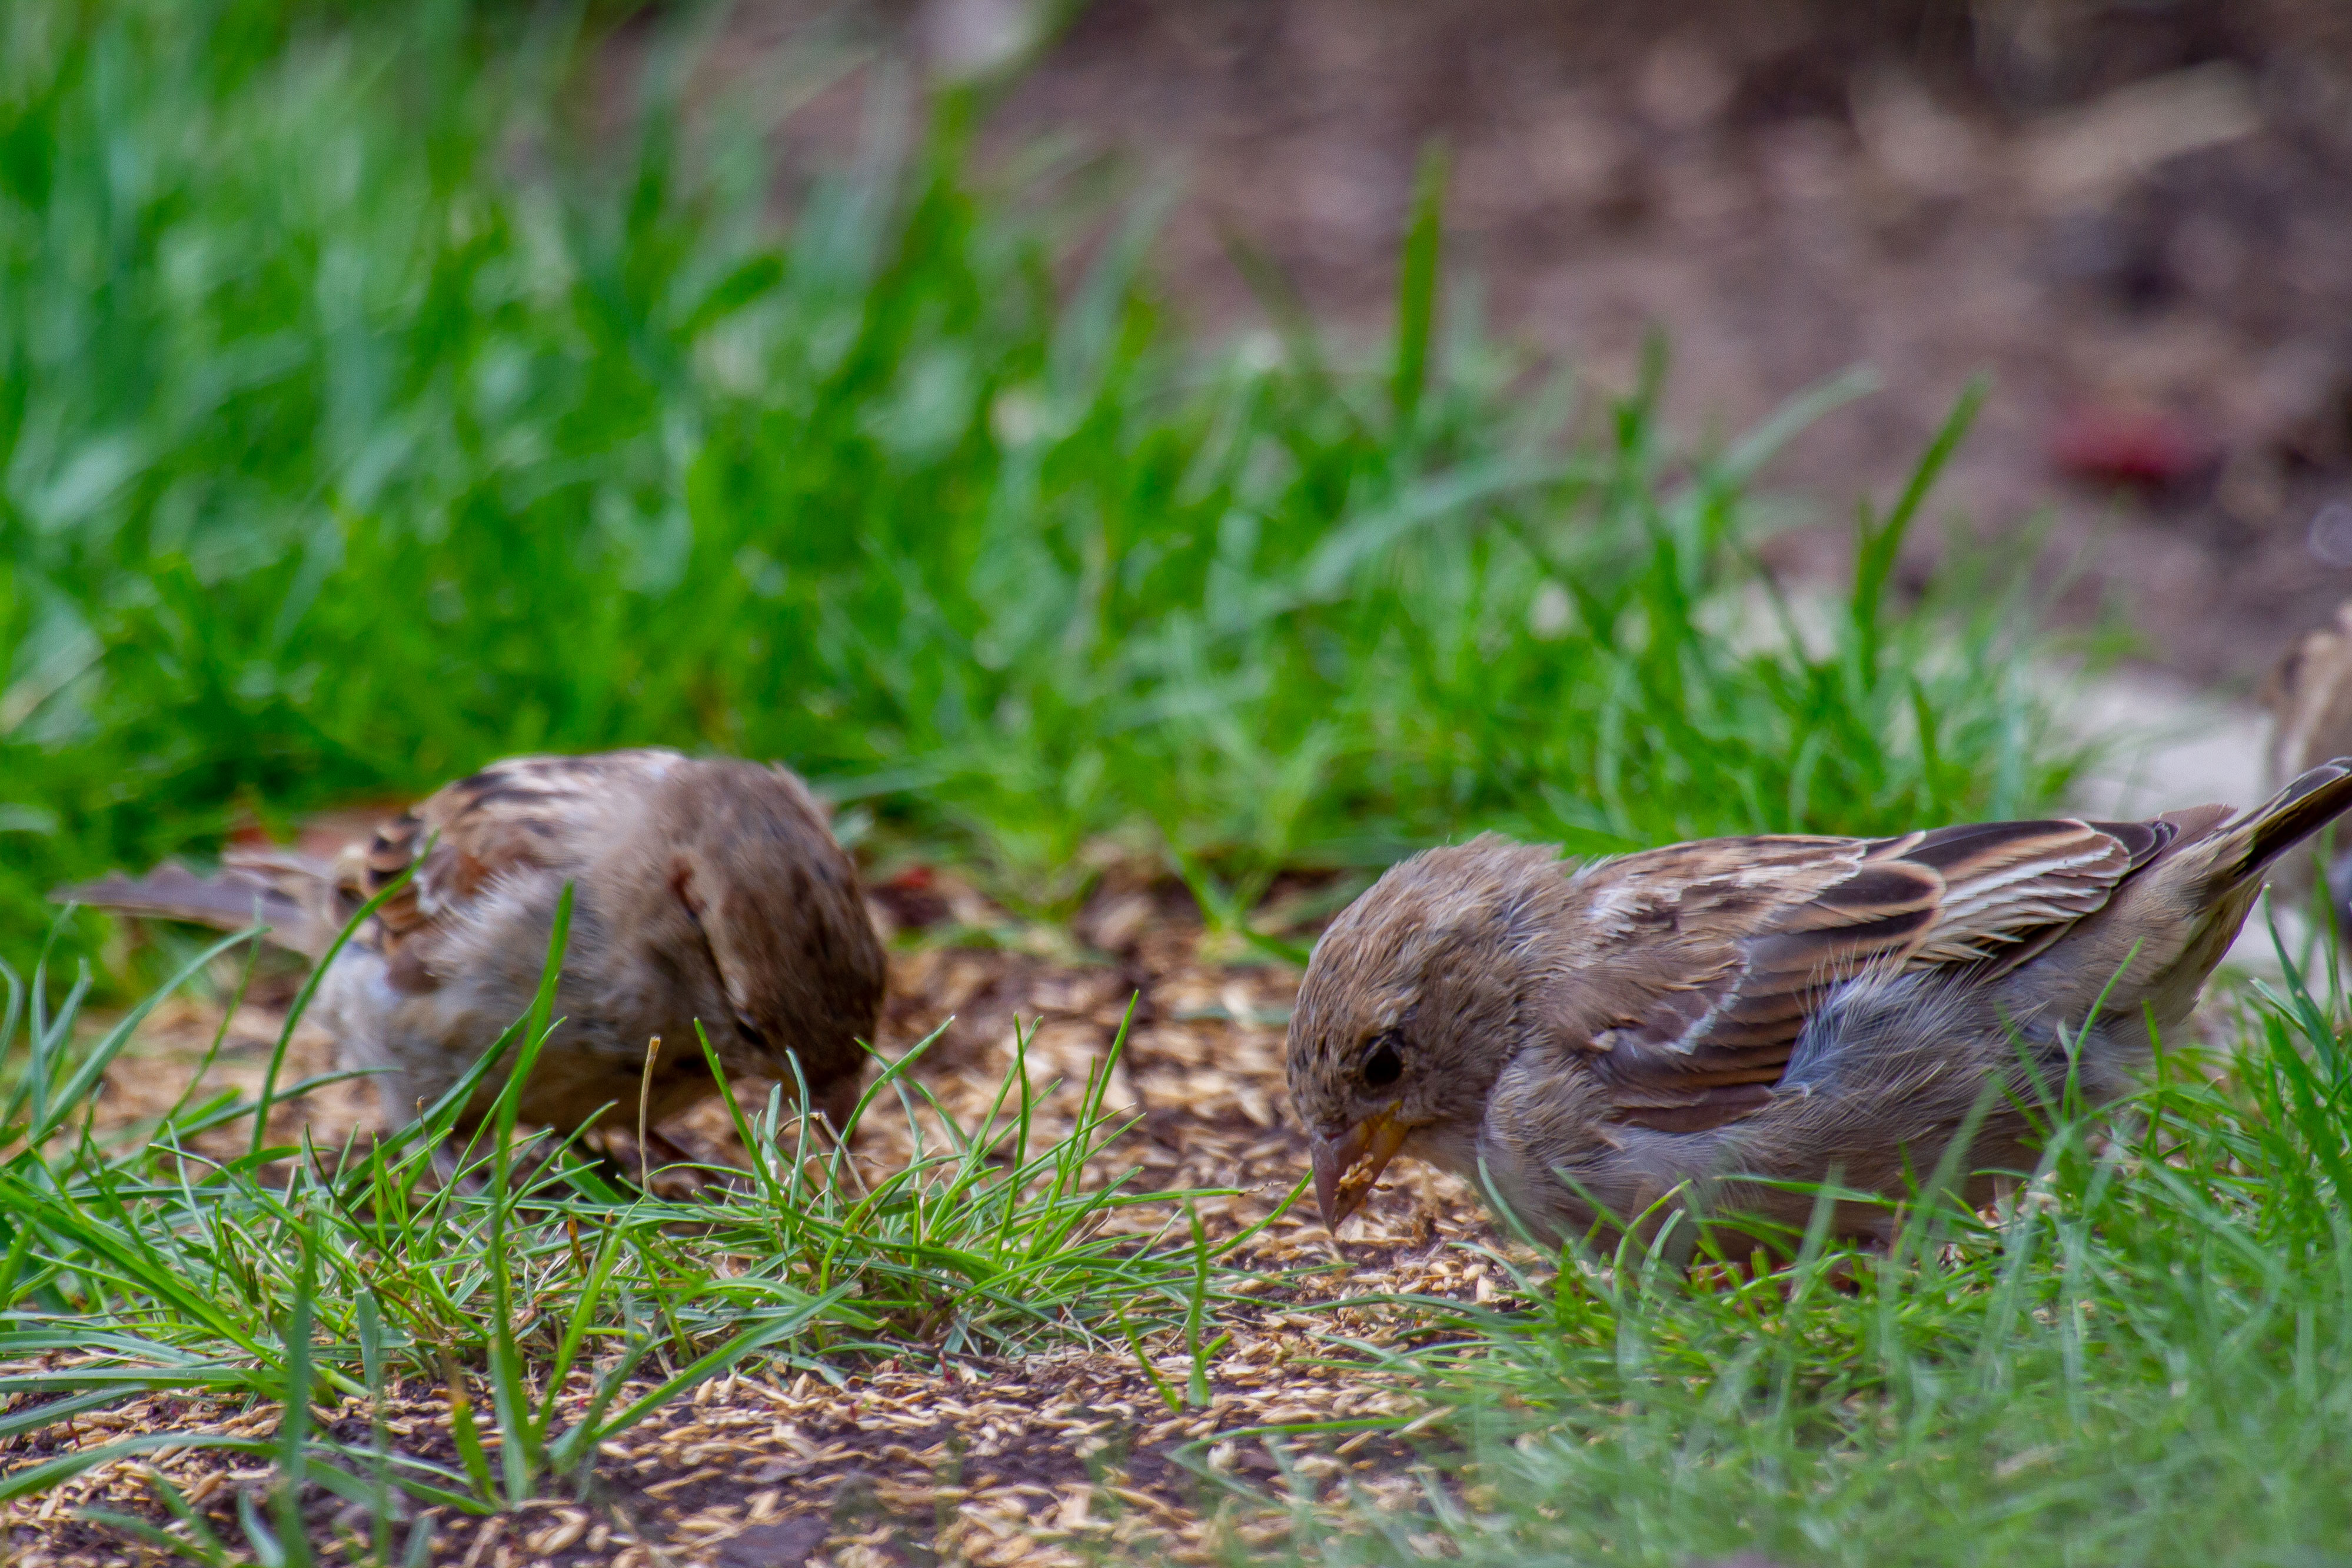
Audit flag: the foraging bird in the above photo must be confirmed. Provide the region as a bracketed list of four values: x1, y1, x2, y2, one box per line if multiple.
[1288, 763, 2352, 1251]
[2262, 602, 2352, 936]
[57, 750, 886, 1136]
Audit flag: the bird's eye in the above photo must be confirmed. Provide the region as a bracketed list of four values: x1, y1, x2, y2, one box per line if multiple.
[1362, 1034, 1403, 1090]
[736, 1013, 770, 1048]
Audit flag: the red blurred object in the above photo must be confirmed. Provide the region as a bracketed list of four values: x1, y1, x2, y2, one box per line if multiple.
[870, 861, 951, 931]
[2050, 404, 2218, 490]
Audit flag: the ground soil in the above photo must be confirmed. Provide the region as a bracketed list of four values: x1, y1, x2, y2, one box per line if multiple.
[753, 0, 2352, 687]
[0, 878, 1506, 1567]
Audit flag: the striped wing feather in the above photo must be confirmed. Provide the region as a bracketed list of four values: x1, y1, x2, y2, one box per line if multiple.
[353, 750, 683, 950]
[52, 748, 690, 968]
[1596, 817, 2171, 1133]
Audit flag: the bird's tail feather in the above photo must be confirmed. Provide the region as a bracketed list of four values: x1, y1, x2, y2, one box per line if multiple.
[2220, 758, 2352, 881]
[52, 858, 333, 958]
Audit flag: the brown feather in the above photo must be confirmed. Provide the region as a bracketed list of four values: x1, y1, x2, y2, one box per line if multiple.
[51, 748, 887, 1138]
[2228, 760, 2352, 876]
[52, 863, 312, 951]
[1439, 817, 2187, 1135]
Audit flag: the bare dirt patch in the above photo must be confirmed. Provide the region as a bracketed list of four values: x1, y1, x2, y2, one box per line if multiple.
[0, 880, 1508, 1566]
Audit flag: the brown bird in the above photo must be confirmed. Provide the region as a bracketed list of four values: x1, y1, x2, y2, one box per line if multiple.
[2262, 602, 2352, 934]
[1288, 763, 2352, 1253]
[58, 750, 886, 1137]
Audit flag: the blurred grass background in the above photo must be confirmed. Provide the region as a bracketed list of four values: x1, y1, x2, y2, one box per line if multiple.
[0, 0, 2075, 957]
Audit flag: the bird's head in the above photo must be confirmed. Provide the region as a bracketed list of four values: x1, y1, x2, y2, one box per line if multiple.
[1286, 835, 1571, 1232]
[664, 762, 887, 1128]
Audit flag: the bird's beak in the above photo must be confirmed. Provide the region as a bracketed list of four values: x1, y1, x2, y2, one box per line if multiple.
[1312, 1107, 1412, 1233]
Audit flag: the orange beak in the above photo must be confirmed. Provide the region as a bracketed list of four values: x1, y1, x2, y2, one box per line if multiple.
[1311, 1107, 1412, 1233]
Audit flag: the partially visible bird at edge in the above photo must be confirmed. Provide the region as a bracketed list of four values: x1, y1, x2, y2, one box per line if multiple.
[2263, 600, 2352, 943]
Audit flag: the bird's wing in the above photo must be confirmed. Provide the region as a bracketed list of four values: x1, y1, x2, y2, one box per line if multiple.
[1583, 818, 2170, 1133]
[356, 750, 686, 951]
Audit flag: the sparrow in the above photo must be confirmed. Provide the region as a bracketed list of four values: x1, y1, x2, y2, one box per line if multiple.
[58, 749, 886, 1136]
[2261, 602, 2352, 933]
[1288, 761, 2352, 1253]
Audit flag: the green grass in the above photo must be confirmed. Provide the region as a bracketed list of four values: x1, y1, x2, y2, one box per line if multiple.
[15, 913, 2352, 1564]
[0, 0, 2077, 960]
[1256, 941, 2352, 1567]
[0, 908, 1230, 1531]
[24, 1, 2320, 1564]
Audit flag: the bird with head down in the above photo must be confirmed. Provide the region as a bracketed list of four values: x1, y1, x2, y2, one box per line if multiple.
[1286, 763, 2352, 1253]
[58, 748, 886, 1142]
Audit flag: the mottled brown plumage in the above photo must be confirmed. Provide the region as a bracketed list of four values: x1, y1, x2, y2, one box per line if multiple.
[58, 750, 886, 1135]
[1288, 763, 2352, 1253]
